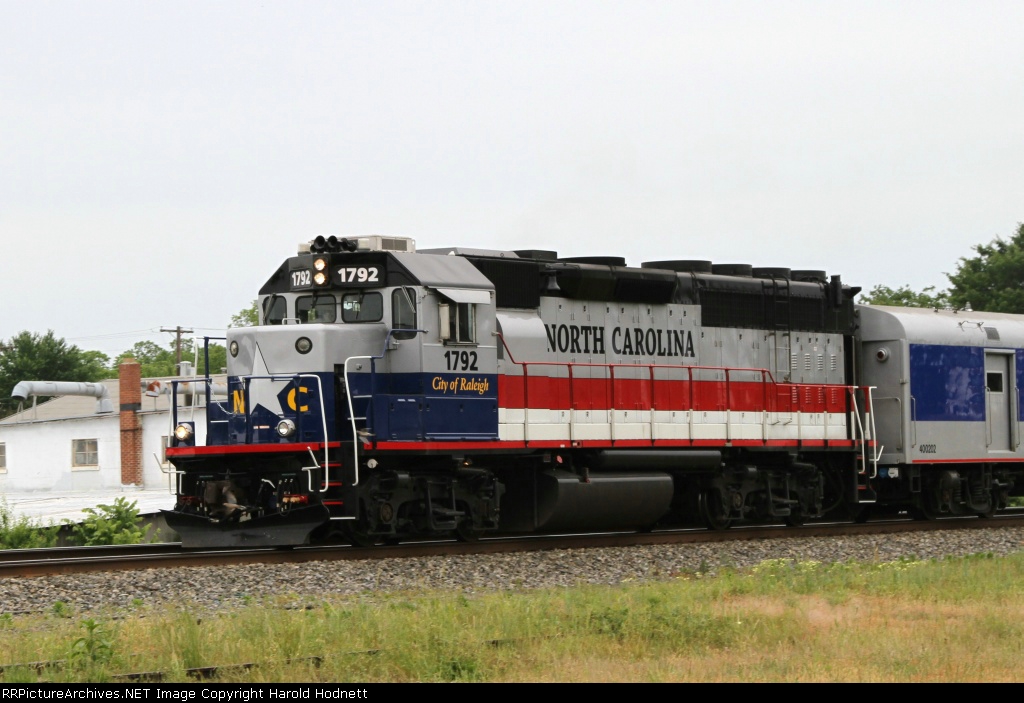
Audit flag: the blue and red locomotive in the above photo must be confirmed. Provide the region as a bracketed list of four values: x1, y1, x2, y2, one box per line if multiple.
[163, 235, 1024, 547]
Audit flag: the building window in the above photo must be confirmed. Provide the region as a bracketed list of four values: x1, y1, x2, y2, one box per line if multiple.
[0, 443, 6, 472]
[72, 439, 99, 469]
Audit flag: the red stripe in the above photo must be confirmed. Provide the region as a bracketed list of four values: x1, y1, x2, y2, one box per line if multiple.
[167, 441, 339, 458]
[368, 438, 862, 452]
[499, 376, 853, 414]
[169, 435, 863, 458]
[911, 457, 1024, 464]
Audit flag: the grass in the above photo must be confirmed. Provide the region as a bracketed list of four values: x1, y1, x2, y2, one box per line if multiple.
[2, 551, 1024, 682]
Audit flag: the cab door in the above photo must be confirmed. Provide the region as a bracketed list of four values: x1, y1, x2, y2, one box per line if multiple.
[377, 286, 426, 440]
[422, 287, 499, 441]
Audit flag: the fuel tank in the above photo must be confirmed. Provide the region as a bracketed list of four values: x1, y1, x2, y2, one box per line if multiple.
[500, 470, 674, 532]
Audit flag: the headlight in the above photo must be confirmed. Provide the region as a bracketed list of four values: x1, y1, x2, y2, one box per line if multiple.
[174, 423, 194, 441]
[229, 341, 239, 357]
[276, 419, 296, 438]
[295, 337, 313, 354]
[314, 272, 327, 285]
[313, 258, 327, 271]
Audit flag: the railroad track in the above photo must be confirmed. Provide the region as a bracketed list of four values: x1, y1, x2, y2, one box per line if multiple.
[3, 514, 1024, 579]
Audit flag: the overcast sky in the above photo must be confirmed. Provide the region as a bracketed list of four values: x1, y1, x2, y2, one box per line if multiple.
[2, 0, 1022, 358]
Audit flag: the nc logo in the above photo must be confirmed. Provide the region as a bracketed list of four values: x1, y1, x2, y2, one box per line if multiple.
[287, 386, 309, 412]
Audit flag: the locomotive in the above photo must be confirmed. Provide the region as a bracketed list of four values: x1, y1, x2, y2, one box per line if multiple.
[163, 235, 1024, 548]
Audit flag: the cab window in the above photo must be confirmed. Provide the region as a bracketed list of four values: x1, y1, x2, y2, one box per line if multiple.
[263, 295, 287, 325]
[441, 302, 476, 344]
[342, 292, 383, 322]
[296, 294, 337, 323]
[392, 288, 417, 340]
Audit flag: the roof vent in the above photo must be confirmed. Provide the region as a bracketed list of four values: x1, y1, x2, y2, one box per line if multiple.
[792, 269, 828, 283]
[513, 249, 558, 261]
[559, 256, 627, 266]
[711, 263, 753, 277]
[985, 327, 1000, 340]
[752, 267, 792, 280]
[641, 260, 713, 273]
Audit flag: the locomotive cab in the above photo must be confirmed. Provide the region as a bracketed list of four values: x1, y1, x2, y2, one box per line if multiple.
[164, 236, 504, 547]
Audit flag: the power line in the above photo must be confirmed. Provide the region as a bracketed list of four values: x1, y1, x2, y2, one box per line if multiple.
[66, 328, 161, 342]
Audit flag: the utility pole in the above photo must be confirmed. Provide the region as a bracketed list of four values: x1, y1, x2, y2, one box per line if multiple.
[161, 326, 194, 370]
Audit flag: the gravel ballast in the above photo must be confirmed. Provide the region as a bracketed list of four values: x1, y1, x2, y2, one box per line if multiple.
[3, 527, 1023, 615]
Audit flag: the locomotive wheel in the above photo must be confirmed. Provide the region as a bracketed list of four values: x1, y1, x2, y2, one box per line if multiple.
[976, 497, 996, 519]
[699, 488, 733, 530]
[455, 519, 481, 543]
[344, 525, 379, 548]
[852, 505, 871, 524]
[911, 496, 941, 521]
[782, 493, 806, 523]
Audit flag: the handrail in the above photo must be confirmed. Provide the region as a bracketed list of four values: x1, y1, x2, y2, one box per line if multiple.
[910, 395, 918, 448]
[849, 387, 878, 478]
[202, 336, 226, 410]
[493, 331, 866, 445]
[169, 375, 224, 431]
[238, 373, 330, 492]
[343, 328, 428, 486]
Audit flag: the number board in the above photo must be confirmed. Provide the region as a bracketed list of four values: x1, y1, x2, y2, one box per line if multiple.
[331, 264, 383, 286]
[289, 268, 313, 290]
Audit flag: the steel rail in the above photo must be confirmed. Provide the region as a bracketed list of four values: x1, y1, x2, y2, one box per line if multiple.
[2, 515, 1024, 579]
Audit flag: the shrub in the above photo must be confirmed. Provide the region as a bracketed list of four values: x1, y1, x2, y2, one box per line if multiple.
[67, 497, 152, 546]
[70, 618, 115, 667]
[0, 499, 59, 549]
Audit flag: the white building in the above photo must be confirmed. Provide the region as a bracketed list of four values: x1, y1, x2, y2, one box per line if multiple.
[0, 360, 221, 523]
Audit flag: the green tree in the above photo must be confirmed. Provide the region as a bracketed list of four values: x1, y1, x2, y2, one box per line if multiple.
[231, 300, 259, 327]
[81, 350, 113, 377]
[0, 331, 109, 415]
[113, 341, 176, 377]
[946, 223, 1024, 313]
[113, 339, 227, 377]
[859, 284, 950, 308]
[183, 338, 228, 375]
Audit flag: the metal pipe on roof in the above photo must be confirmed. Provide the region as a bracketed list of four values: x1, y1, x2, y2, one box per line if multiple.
[143, 380, 228, 398]
[10, 381, 113, 414]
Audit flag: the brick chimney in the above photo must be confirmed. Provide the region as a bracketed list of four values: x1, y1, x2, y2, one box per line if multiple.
[119, 359, 143, 486]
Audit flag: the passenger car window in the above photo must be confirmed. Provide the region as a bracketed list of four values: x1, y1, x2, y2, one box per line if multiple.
[987, 372, 1004, 393]
[342, 292, 383, 322]
[296, 294, 337, 323]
